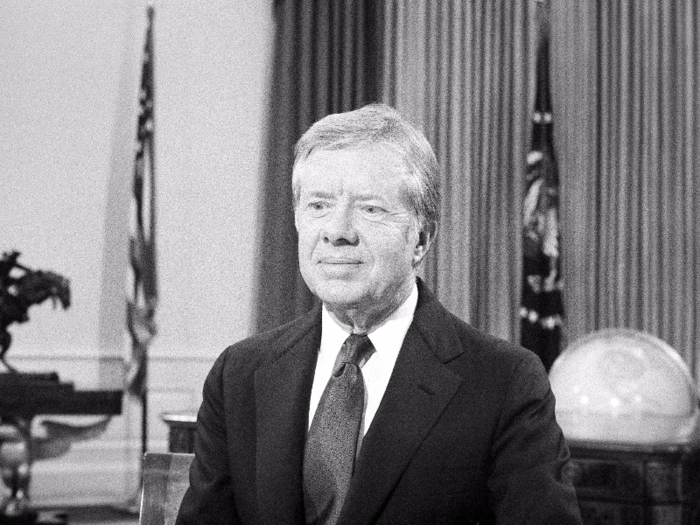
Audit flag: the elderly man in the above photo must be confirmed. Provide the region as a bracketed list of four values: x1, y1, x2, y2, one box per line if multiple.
[176, 104, 582, 525]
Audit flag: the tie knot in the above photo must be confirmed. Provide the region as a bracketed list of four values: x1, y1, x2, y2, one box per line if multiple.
[332, 334, 375, 376]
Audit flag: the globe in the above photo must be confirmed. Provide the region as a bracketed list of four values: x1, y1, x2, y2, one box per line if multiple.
[549, 328, 700, 445]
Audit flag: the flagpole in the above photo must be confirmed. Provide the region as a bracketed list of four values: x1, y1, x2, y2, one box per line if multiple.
[141, 357, 148, 460]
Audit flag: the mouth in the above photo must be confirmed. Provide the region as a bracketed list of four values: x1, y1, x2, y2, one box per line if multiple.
[317, 257, 362, 265]
[315, 258, 363, 277]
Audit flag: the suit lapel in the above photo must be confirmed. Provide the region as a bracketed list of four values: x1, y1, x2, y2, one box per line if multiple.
[338, 288, 465, 525]
[254, 310, 321, 525]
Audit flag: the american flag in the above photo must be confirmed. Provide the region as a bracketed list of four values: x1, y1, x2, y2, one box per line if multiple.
[519, 36, 564, 372]
[126, 5, 157, 398]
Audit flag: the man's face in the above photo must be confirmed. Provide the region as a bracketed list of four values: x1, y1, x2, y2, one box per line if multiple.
[295, 145, 428, 319]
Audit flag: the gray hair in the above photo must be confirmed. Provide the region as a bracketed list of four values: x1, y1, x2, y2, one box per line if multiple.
[292, 103, 440, 234]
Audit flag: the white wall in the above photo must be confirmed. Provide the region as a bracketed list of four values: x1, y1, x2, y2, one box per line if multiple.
[0, 0, 273, 506]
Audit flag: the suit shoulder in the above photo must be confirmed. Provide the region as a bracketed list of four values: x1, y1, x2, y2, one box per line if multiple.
[215, 305, 321, 369]
[414, 284, 536, 371]
[428, 304, 545, 380]
[458, 316, 532, 360]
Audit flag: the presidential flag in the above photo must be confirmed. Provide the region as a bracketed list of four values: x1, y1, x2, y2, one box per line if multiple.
[519, 36, 564, 372]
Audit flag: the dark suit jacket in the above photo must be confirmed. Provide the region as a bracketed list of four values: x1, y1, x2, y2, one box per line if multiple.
[176, 282, 582, 525]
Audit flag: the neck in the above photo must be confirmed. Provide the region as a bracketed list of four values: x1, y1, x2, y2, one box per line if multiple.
[325, 281, 414, 334]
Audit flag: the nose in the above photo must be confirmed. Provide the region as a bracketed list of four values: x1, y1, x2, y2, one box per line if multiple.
[322, 206, 358, 246]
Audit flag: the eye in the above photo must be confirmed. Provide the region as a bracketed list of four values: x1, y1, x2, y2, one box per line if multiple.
[306, 200, 330, 215]
[362, 204, 386, 216]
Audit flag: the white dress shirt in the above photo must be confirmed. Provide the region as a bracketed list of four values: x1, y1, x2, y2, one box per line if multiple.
[308, 283, 419, 436]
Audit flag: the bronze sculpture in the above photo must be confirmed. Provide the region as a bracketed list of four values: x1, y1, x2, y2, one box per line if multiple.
[0, 251, 70, 373]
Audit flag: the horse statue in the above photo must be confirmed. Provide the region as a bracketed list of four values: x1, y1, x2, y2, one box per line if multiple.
[0, 251, 70, 373]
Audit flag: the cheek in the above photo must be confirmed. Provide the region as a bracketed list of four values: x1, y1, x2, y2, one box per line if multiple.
[373, 233, 415, 269]
[296, 221, 317, 249]
[297, 234, 315, 260]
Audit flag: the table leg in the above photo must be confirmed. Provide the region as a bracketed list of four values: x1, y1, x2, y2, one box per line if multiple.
[0, 417, 37, 524]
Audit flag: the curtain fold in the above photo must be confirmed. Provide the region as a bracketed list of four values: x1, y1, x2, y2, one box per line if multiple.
[382, 0, 537, 341]
[551, 0, 700, 375]
[254, 0, 384, 333]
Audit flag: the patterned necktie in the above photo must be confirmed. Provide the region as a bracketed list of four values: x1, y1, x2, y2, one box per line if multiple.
[303, 334, 375, 525]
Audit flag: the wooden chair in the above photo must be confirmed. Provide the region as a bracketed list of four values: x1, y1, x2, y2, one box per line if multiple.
[139, 452, 194, 525]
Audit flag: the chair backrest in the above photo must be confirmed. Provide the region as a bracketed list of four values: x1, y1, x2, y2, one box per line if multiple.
[139, 452, 194, 525]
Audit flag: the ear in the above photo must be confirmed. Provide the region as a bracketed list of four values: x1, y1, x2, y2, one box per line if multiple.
[412, 223, 437, 267]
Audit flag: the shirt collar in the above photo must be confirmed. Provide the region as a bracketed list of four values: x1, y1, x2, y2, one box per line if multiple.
[321, 282, 419, 353]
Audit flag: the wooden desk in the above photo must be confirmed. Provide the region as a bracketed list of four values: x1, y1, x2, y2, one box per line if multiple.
[161, 414, 700, 524]
[0, 373, 122, 417]
[567, 439, 700, 525]
[0, 373, 123, 525]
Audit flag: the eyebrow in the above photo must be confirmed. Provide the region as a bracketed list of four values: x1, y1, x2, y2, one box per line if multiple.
[301, 189, 389, 203]
[354, 193, 388, 203]
[303, 190, 336, 200]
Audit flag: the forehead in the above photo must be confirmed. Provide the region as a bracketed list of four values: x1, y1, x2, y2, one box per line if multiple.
[295, 145, 409, 196]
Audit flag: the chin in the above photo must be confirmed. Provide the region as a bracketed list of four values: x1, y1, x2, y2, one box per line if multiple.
[310, 280, 367, 309]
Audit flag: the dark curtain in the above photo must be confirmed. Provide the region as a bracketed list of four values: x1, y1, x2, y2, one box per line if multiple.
[254, 0, 385, 333]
